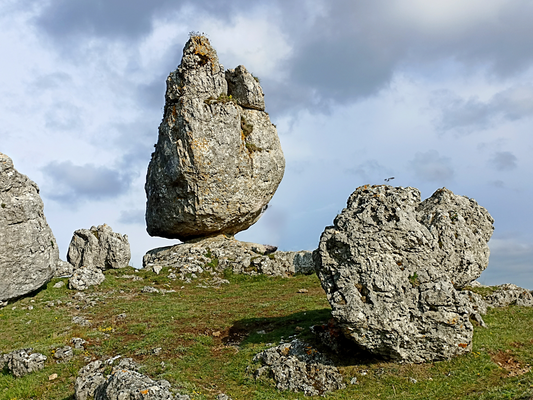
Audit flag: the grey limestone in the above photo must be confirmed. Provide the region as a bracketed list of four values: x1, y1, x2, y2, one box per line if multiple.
[314, 185, 494, 362]
[0, 153, 59, 301]
[145, 35, 284, 240]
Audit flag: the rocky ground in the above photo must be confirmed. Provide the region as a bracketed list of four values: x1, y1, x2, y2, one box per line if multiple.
[1, 266, 532, 399]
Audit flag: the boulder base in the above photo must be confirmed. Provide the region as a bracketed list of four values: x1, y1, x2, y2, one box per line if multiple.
[143, 235, 314, 279]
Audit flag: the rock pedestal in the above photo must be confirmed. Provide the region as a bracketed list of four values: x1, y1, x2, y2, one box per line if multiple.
[143, 235, 314, 279]
[0, 153, 59, 301]
[145, 35, 285, 241]
[314, 185, 494, 362]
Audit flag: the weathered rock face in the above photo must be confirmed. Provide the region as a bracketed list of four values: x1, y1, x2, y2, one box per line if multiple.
[225, 65, 265, 110]
[314, 185, 494, 362]
[252, 339, 346, 396]
[0, 153, 59, 301]
[143, 235, 314, 279]
[417, 187, 494, 288]
[145, 35, 285, 240]
[67, 224, 130, 271]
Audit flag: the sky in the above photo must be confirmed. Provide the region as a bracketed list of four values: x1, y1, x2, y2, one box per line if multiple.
[1, 0, 532, 288]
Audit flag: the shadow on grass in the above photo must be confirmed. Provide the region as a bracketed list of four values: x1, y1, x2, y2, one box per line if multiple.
[224, 308, 381, 367]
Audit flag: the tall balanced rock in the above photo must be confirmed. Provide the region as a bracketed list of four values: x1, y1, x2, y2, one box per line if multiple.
[0, 153, 59, 301]
[145, 35, 285, 240]
[314, 185, 494, 362]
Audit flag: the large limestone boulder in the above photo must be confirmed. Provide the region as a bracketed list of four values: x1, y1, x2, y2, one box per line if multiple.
[0, 153, 59, 301]
[67, 224, 130, 271]
[314, 185, 494, 362]
[145, 35, 285, 240]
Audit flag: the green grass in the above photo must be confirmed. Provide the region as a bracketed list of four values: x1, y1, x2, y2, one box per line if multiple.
[1, 268, 532, 399]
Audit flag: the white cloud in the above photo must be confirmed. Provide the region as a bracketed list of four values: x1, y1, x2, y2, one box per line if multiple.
[434, 84, 533, 133]
[390, 0, 507, 35]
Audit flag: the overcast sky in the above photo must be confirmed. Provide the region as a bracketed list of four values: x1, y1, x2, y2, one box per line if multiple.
[1, 0, 532, 288]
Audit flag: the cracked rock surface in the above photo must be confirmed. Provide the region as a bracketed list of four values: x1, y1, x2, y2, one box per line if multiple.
[145, 35, 285, 240]
[314, 185, 494, 362]
[1, 152, 60, 301]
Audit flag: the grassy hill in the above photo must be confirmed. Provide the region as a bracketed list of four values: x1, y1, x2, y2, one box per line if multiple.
[1, 267, 532, 399]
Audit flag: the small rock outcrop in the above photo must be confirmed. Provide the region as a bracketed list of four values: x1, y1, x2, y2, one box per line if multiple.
[69, 267, 106, 290]
[67, 224, 130, 271]
[251, 339, 346, 396]
[1, 153, 60, 302]
[75, 357, 190, 400]
[484, 284, 533, 308]
[53, 346, 74, 363]
[314, 185, 494, 362]
[1, 348, 47, 377]
[143, 235, 314, 279]
[145, 35, 285, 241]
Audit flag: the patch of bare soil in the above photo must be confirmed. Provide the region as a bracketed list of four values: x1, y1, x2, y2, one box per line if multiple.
[491, 350, 531, 377]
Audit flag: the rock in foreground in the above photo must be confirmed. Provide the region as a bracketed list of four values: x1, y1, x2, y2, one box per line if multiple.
[75, 357, 190, 400]
[1, 153, 59, 301]
[145, 35, 285, 240]
[314, 185, 494, 362]
[1, 348, 47, 377]
[67, 224, 130, 271]
[252, 339, 345, 396]
[143, 235, 314, 279]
